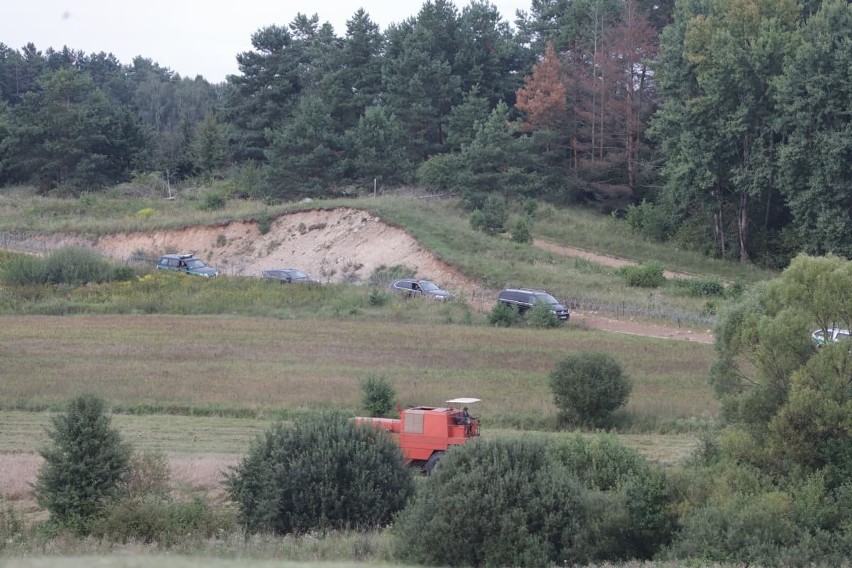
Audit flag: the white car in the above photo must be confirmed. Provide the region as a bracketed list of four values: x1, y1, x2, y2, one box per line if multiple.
[811, 327, 851, 346]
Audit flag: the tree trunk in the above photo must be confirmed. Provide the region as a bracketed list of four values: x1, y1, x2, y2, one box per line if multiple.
[738, 193, 750, 262]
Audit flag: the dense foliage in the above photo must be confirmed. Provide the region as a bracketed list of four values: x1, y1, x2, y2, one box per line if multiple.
[33, 394, 131, 533]
[392, 435, 672, 567]
[225, 413, 414, 534]
[549, 352, 632, 427]
[2, 0, 850, 267]
[662, 253, 852, 565]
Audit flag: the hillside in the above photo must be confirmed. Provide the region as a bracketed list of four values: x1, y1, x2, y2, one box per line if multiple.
[1, 205, 714, 343]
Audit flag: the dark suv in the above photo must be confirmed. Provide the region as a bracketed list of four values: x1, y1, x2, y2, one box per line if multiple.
[156, 254, 219, 278]
[390, 279, 452, 300]
[497, 288, 570, 321]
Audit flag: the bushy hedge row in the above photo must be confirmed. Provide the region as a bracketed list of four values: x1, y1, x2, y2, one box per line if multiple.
[392, 435, 673, 567]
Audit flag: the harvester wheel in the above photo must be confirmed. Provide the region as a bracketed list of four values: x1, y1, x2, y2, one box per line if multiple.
[424, 451, 445, 475]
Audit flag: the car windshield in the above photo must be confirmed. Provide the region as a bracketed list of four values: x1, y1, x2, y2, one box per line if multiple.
[533, 293, 560, 305]
[185, 259, 207, 269]
[287, 270, 309, 279]
[419, 281, 440, 292]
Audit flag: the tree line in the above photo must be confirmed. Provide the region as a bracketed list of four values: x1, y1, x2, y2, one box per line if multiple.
[1, 0, 850, 268]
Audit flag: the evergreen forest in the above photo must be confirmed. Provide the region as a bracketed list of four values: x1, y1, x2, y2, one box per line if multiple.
[1, 0, 851, 269]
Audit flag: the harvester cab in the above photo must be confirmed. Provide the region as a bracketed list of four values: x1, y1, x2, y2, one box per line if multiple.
[354, 397, 481, 474]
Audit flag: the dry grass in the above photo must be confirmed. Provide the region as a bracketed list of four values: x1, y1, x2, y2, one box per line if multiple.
[0, 315, 717, 429]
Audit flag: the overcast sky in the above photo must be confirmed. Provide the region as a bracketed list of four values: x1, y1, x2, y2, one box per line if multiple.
[4, 0, 530, 83]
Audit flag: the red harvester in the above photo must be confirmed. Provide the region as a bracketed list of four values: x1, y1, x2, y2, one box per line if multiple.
[354, 397, 480, 473]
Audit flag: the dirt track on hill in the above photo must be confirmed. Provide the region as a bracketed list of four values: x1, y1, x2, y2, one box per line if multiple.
[1, 207, 713, 344]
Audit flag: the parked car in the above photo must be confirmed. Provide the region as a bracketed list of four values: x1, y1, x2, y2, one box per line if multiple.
[262, 268, 318, 284]
[811, 327, 851, 346]
[497, 288, 570, 321]
[390, 279, 452, 300]
[156, 254, 219, 278]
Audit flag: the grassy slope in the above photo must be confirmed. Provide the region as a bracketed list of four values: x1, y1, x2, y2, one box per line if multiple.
[0, 189, 777, 327]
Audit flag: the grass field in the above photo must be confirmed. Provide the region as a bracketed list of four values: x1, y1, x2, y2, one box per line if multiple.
[0, 314, 717, 431]
[0, 189, 768, 566]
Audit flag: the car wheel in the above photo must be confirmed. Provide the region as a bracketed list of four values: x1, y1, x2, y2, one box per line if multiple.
[424, 451, 445, 475]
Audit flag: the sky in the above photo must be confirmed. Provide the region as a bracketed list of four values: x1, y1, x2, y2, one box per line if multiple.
[4, 0, 531, 83]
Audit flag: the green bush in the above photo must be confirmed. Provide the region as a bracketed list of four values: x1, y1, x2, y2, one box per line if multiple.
[624, 199, 673, 242]
[689, 277, 725, 298]
[200, 192, 226, 210]
[470, 195, 508, 234]
[368, 288, 390, 306]
[618, 262, 665, 288]
[488, 301, 518, 327]
[548, 434, 674, 559]
[393, 437, 672, 567]
[549, 352, 632, 427]
[511, 217, 533, 244]
[257, 210, 272, 235]
[225, 413, 414, 534]
[527, 301, 560, 328]
[368, 264, 415, 287]
[361, 374, 396, 417]
[393, 438, 581, 568]
[0, 497, 23, 550]
[33, 394, 132, 533]
[1, 247, 121, 286]
[93, 496, 234, 545]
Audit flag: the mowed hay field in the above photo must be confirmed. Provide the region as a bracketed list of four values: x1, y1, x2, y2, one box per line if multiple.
[0, 314, 717, 428]
[0, 313, 711, 527]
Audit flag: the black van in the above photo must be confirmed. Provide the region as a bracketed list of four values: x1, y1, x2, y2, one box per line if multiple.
[497, 288, 570, 321]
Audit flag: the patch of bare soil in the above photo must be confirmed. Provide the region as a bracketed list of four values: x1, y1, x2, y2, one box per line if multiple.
[2, 208, 712, 343]
[534, 239, 694, 280]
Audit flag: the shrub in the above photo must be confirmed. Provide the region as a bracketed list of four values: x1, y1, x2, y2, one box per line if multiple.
[624, 200, 673, 242]
[689, 277, 725, 298]
[470, 195, 508, 234]
[549, 352, 632, 427]
[393, 437, 672, 567]
[527, 301, 560, 328]
[257, 210, 272, 235]
[135, 207, 155, 219]
[122, 449, 171, 501]
[0, 497, 23, 550]
[33, 394, 131, 533]
[368, 264, 415, 287]
[665, 491, 801, 565]
[393, 438, 582, 568]
[93, 496, 234, 545]
[1, 254, 45, 286]
[225, 413, 414, 534]
[361, 374, 396, 417]
[488, 301, 518, 327]
[200, 192, 226, 210]
[618, 262, 665, 288]
[368, 288, 390, 306]
[1, 247, 120, 286]
[511, 217, 533, 244]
